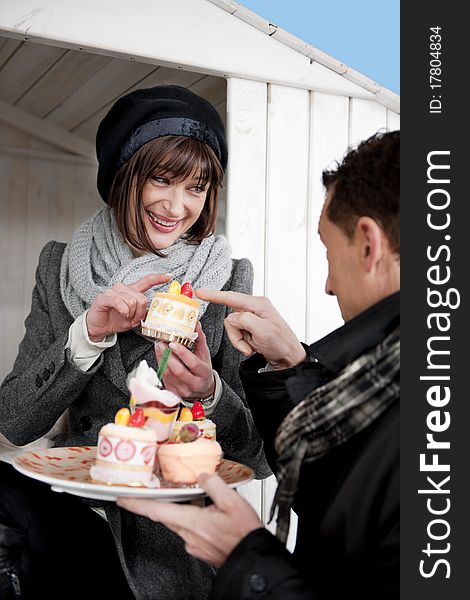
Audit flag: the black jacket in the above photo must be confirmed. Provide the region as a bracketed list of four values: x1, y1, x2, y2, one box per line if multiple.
[211, 293, 400, 599]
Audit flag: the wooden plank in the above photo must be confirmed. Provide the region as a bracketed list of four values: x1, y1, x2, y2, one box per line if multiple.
[46, 58, 155, 130]
[16, 49, 111, 117]
[72, 164, 102, 231]
[73, 66, 205, 142]
[215, 99, 226, 125]
[0, 0, 383, 104]
[0, 38, 21, 69]
[265, 83, 310, 339]
[225, 77, 267, 294]
[262, 476, 298, 552]
[349, 97, 388, 147]
[0, 122, 29, 380]
[261, 83, 309, 544]
[0, 41, 65, 104]
[387, 109, 400, 131]
[0, 145, 95, 165]
[0, 99, 95, 158]
[306, 92, 348, 343]
[189, 76, 226, 108]
[215, 181, 227, 236]
[20, 159, 98, 310]
[224, 77, 269, 516]
[0, 120, 29, 148]
[0, 121, 100, 383]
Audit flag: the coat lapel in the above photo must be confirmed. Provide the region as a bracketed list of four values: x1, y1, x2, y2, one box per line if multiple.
[101, 330, 155, 395]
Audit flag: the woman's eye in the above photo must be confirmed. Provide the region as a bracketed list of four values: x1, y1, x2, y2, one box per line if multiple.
[151, 176, 168, 185]
[190, 186, 206, 194]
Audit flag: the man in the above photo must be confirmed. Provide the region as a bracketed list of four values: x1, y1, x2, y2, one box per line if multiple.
[119, 130, 400, 599]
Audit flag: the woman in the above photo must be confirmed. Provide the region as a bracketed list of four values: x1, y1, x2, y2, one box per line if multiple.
[0, 85, 270, 600]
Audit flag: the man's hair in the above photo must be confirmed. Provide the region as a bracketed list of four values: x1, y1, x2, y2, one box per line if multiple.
[108, 135, 223, 256]
[322, 130, 400, 255]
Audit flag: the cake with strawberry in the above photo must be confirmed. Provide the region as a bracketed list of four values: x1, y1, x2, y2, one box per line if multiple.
[158, 423, 222, 484]
[141, 280, 201, 348]
[169, 402, 216, 442]
[90, 408, 158, 485]
[127, 360, 180, 444]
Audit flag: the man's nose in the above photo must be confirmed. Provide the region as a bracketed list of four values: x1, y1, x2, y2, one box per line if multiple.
[325, 276, 335, 296]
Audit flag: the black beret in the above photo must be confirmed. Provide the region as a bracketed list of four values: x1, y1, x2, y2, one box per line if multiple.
[96, 85, 228, 202]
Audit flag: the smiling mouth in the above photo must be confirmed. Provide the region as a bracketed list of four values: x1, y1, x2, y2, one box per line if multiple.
[146, 211, 181, 233]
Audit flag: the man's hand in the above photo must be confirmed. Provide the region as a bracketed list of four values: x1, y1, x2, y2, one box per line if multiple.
[196, 289, 306, 370]
[117, 473, 263, 566]
[86, 273, 172, 342]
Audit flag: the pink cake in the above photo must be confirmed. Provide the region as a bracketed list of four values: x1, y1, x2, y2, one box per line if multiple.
[158, 429, 222, 484]
[127, 361, 180, 443]
[90, 417, 158, 485]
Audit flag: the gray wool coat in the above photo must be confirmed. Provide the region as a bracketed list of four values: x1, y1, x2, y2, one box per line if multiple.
[0, 241, 271, 600]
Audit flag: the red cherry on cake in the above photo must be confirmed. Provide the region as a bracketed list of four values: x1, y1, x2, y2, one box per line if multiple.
[128, 407, 145, 427]
[180, 282, 193, 298]
[191, 401, 205, 420]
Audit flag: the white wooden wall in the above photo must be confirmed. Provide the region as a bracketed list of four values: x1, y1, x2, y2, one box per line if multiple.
[226, 77, 400, 548]
[0, 122, 101, 379]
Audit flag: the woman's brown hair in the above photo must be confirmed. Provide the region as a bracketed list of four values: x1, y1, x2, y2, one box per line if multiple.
[107, 135, 224, 255]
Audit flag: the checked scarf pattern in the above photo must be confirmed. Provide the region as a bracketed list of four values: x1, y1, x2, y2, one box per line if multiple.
[271, 326, 400, 544]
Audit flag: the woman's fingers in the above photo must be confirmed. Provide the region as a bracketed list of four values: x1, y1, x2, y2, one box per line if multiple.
[94, 291, 131, 318]
[87, 273, 175, 338]
[192, 321, 211, 362]
[155, 340, 212, 399]
[111, 284, 148, 321]
[130, 273, 172, 294]
[163, 356, 199, 395]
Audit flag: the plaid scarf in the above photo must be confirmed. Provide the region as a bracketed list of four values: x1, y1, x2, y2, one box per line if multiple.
[271, 326, 400, 544]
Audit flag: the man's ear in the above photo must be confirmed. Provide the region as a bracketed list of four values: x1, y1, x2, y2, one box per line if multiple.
[356, 217, 384, 273]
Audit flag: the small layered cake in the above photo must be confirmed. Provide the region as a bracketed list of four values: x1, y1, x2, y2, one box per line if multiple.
[90, 408, 158, 485]
[169, 402, 216, 442]
[141, 280, 201, 348]
[128, 360, 180, 444]
[158, 424, 222, 485]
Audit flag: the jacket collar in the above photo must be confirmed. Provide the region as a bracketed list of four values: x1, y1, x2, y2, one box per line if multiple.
[307, 292, 400, 375]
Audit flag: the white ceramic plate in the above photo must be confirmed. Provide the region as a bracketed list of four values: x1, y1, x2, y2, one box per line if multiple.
[12, 446, 254, 502]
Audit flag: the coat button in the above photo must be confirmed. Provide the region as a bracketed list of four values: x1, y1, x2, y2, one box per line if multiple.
[35, 375, 43, 388]
[49, 361, 55, 373]
[42, 368, 50, 381]
[249, 573, 267, 593]
[79, 416, 93, 431]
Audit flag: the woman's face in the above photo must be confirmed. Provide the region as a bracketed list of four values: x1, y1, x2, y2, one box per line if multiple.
[140, 174, 209, 250]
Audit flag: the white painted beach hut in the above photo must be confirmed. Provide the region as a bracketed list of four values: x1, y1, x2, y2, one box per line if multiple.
[0, 0, 400, 541]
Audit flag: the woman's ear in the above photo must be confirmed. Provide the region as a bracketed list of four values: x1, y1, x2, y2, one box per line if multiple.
[356, 217, 384, 273]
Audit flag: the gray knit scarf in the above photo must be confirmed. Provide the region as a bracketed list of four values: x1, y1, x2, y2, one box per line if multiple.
[271, 326, 400, 544]
[60, 206, 232, 319]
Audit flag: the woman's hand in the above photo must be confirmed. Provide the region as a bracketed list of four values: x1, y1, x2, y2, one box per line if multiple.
[154, 321, 215, 401]
[86, 273, 172, 342]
